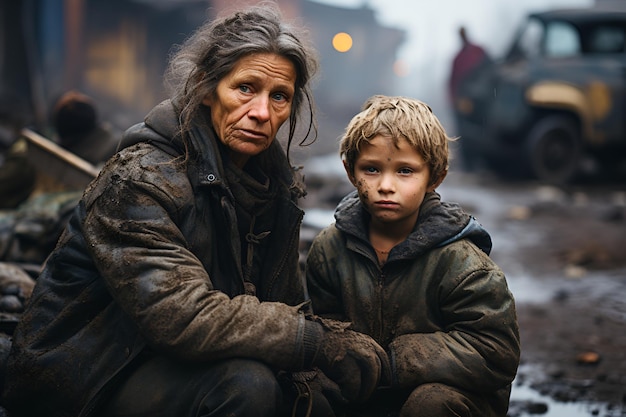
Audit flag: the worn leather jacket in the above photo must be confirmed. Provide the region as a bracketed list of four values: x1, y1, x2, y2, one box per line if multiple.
[306, 191, 521, 416]
[3, 100, 319, 416]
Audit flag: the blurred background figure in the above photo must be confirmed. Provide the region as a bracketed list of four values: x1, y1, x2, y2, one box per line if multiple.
[51, 90, 121, 166]
[0, 89, 36, 209]
[448, 26, 491, 172]
[448, 26, 489, 101]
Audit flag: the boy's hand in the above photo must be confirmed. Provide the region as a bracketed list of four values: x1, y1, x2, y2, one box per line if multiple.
[311, 317, 390, 403]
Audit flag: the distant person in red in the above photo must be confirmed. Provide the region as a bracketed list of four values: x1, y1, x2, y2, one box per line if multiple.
[449, 26, 488, 101]
[448, 26, 490, 171]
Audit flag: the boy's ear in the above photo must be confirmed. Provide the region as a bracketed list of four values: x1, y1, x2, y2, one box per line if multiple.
[343, 159, 357, 186]
[427, 169, 447, 192]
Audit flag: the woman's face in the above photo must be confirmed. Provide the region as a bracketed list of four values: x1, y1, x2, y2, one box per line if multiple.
[203, 52, 296, 168]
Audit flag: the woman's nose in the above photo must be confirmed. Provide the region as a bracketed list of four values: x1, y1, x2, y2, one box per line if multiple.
[248, 95, 271, 122]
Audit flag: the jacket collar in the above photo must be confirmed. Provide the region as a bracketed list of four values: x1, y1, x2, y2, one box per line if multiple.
[334, 190, 492, 257]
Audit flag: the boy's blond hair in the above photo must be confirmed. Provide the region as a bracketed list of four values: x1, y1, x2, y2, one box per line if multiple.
[340, 95, 453, 186]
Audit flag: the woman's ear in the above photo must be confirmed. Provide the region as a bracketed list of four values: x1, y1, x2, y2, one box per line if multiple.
[427, 169, 447, 192]
[343, 159, 357, 186]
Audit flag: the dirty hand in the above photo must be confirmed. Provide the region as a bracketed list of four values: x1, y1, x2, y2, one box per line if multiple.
[311, 318, 391, 403]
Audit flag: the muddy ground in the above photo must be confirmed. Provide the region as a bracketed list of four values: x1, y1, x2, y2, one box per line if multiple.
[474, 174, 626, 417]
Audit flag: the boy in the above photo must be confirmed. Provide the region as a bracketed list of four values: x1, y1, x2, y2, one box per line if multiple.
[305, 95, 520, 416]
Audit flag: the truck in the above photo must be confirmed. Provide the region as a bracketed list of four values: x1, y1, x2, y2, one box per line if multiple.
[454, 7, 626, 184]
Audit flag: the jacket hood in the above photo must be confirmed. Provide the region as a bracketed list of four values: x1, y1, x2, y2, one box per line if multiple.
[334, 190, 492, 257]
[120, 100, 184, 156]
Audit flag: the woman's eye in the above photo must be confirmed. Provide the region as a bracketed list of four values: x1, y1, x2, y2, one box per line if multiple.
[239, 85, 251, 93]
[272, 92, 289, 102]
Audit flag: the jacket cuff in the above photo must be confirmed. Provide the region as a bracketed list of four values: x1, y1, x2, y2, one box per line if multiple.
[302, 320, 324, 368]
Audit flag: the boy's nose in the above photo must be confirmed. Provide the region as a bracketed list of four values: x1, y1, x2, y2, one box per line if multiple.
[378, 173, 395, 193]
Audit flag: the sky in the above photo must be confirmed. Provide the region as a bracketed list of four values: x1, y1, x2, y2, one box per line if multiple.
[309, 0, 594, 127]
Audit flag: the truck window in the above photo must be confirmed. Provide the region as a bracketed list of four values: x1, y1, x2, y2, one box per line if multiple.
[545, 22, 580, 57]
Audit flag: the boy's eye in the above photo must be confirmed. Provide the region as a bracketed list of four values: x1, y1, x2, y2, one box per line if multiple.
[399, 167, 413, 175]
[365, 166, 378, 174]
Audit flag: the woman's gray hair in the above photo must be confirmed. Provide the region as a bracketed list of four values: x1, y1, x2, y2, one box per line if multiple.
[164, 3, 319, 156]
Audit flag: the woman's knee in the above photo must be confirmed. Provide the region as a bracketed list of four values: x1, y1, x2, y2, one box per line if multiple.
[100, 356, 282, 417]
[199, 359, 282, 415]
[399, 383, 472, 417]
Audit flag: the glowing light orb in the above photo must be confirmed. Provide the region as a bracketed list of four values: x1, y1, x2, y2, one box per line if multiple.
[332, 32, 353, 53]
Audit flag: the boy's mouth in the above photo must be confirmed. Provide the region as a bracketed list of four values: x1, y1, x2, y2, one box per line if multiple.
[374, 200, 399, 208]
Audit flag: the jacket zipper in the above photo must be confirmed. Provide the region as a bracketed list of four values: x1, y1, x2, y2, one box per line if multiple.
[377, 269, 385, 342]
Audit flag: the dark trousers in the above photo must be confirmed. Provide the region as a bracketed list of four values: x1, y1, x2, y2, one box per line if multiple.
[97, 355, 335, 417]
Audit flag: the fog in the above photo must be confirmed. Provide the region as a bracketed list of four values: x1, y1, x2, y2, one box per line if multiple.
[312, 0, 594, 130]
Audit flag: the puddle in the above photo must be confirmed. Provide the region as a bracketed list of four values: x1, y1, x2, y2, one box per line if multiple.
[509, 383, 621, 416]
[509, 366, 625, 416]
[302, 208, 335, 230]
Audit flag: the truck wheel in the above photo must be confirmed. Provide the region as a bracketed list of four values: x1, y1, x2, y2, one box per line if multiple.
[526, 116, 581, 184]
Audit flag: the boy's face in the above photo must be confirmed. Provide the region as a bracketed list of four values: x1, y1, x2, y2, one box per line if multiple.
[345, 135, 443, 231]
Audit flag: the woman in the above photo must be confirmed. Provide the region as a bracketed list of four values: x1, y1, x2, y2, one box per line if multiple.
[1, 5, 388, 417]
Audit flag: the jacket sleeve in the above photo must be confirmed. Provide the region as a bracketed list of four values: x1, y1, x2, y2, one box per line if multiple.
[305, 226, 348, 321]
[81, 149, 321, 370]
[389, 242, 520, 393]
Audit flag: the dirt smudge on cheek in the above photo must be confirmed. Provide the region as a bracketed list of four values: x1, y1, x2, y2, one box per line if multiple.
[355, 180, 369, 202]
